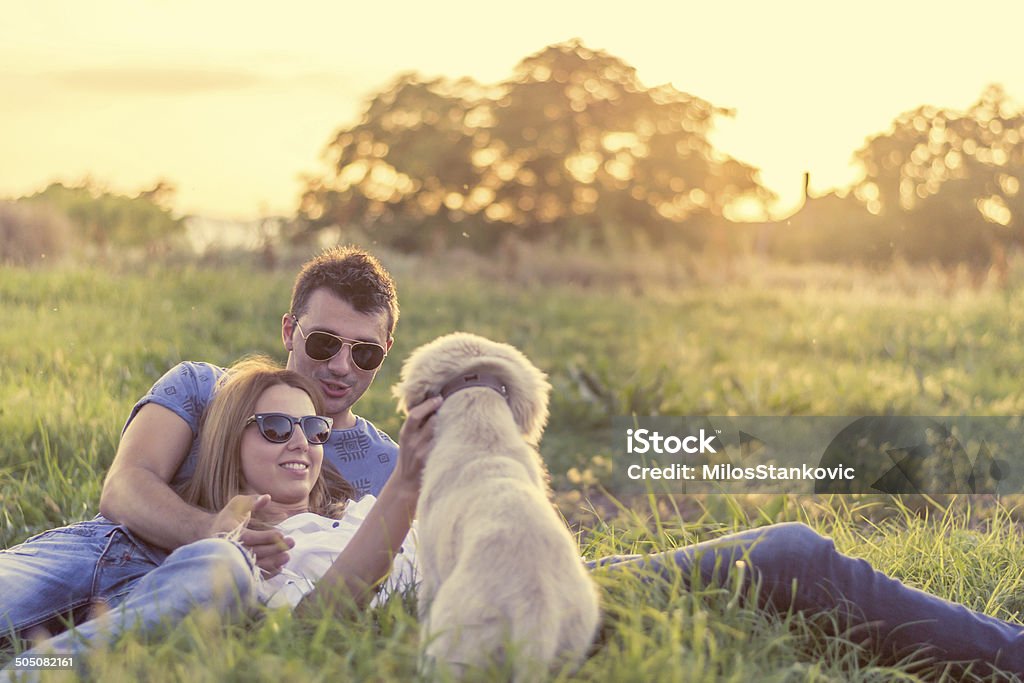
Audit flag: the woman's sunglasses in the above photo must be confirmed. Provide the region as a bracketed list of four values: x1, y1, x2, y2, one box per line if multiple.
[292, 316, 387, 371]
[246, 412, 334, 445]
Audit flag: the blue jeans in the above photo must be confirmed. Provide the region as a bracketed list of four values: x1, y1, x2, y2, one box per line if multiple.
[0, 517, 167, 641]
[590, 522, 1024, 676]
[2, 538, 255, 682]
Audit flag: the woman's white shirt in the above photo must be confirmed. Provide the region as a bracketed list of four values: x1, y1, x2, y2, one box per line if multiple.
[258, 495, 419, 609]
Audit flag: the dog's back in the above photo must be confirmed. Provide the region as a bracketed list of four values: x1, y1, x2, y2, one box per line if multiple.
[417, 388, 600, 681]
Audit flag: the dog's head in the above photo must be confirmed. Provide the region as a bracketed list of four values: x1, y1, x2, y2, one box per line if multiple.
[393, 332, 550, 445]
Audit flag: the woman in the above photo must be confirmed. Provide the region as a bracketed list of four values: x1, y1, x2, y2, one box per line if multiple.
[175, 356, 419, 611]
[9, 357, 420, 662]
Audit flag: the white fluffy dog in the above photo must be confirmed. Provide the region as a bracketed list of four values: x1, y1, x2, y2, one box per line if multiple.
[394, 332, 600, 681]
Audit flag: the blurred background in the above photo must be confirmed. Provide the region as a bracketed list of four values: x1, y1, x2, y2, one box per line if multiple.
[2, 0, 1023, 280]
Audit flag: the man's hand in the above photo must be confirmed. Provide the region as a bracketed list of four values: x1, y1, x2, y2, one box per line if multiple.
[208, 494, 295, 577]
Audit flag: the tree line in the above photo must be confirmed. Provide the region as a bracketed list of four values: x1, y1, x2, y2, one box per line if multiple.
[4, 40, 1022, 273]
[1, 180, 183, 265]
[298, 41, 1024, 274]
[297, 40, 770, 252]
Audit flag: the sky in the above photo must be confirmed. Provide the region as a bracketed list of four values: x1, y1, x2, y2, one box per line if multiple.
[2, 0, 1023, 221]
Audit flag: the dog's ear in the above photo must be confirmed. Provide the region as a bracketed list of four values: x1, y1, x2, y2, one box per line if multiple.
[488, 352, 550, 446]
[392, 333, 474, 415]
[392, 350, 428, 416]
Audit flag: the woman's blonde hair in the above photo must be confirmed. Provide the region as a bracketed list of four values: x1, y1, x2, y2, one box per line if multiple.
[178, 356, 353, 519]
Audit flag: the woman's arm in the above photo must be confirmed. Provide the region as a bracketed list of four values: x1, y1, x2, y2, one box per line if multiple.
[295, 396, 441, 615]
[295, 477, 417, 614]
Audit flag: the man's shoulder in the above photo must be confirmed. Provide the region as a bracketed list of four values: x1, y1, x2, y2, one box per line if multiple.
[165, 361, 228, 385]
[352, 416, 397, 447]
[148, 361, 226, 396]
[127, 361, 228, 435]
[324, 416, 397, 459]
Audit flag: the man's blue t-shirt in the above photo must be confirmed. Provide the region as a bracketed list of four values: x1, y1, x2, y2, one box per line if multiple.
[125, 361, 397, 498]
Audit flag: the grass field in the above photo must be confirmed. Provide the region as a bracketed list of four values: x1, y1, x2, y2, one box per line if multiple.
[3, 246, 1024, 680]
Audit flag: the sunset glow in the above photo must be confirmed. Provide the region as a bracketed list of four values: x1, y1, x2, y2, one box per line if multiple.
[2, 0, 1023, 221]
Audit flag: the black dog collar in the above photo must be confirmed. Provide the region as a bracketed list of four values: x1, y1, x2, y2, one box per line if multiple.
[426, 372, 509, 403]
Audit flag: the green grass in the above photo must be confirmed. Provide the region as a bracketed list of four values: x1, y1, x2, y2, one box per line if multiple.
[3, 249, 1024, 680]
[6, 498, 1022, 682]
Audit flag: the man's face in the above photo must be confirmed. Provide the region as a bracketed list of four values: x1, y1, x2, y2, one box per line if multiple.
[282, 288, 392, 428]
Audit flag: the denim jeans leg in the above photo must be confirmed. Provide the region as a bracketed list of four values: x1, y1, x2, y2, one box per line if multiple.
[10, 538, 258, 660]
[593, 522, 1024, 675]
[92, 528, 168, 611]
[0, 520, 139, 639]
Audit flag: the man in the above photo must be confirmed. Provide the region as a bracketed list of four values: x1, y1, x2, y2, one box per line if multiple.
[0, 246, 438, 643]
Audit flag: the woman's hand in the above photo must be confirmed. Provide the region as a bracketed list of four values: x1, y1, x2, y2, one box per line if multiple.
[393, 396, 444, 494]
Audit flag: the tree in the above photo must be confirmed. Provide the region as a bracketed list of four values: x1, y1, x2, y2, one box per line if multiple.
[298, 40, 771, 251]
[488, 41, 771, 245]
[298, 74, 486, 251]
[21, 180, 184, 253]
[854, 85, 1024, 278]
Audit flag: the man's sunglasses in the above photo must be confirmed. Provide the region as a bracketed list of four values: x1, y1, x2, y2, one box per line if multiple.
[292, 317, 387, 371]
[246, 413, 334, 445]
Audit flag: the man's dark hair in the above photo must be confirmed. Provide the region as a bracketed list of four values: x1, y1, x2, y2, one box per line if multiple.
[290, 246, 399, 337]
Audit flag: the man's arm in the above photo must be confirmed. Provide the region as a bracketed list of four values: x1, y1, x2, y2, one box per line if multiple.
[99, 403, 212, 548]
[99, 404, 293, 572]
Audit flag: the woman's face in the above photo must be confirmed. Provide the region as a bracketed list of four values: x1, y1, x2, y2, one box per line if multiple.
[240, 383, 325, 507]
